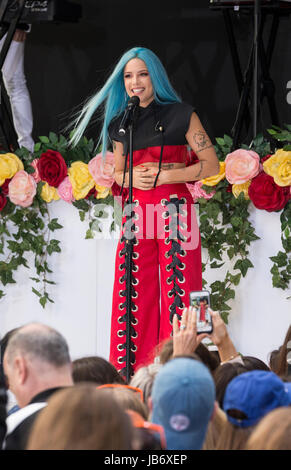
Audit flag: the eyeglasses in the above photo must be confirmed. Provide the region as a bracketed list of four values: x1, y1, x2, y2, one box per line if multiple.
[97, 383, 144, 402]
[126, 409, 167, 449]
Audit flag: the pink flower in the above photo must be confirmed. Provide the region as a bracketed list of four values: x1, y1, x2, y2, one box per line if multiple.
[30, 159, 41, 183]
[186, 181, 215, 203]
[57, 176, 75, 203]
[225, 149, 260, 184]
[8, 170, 36, 207]
[88, 152, 115, 188]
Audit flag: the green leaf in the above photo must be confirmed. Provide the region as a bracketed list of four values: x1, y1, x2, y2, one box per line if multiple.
[39, 136, 50, 144]
[32, 287, 42, 297]
[234, 258, 254, 277]
[48, 218, 63, 231]
[85, 229, 94, 239]
[40, 296, 47, 308]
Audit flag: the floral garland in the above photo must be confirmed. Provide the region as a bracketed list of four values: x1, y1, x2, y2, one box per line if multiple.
[0, 128, 290, 315]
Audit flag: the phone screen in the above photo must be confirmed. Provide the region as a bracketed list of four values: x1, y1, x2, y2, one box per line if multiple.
[189, 290, 213, 334]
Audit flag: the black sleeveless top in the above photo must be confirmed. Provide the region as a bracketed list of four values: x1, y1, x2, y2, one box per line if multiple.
[108, 100, 195, 156]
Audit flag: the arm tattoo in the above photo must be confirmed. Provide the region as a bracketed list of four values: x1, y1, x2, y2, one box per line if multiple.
[196, 161, 204, 179]
[161, 163, 174, 170]
[193, 131, 212, 150]
[195, 143, 214, 153]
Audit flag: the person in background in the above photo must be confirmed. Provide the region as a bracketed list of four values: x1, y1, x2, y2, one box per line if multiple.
[216, 370, 291, 450]
[2, 322, 73, 450]
[26, 384, 133, 450]
[246, 407, 291, 450]
[150, 356, 216, 450]
[72, 356, 125, 385]
[129, 363, 162, 407]
[0, 18, 34, 151]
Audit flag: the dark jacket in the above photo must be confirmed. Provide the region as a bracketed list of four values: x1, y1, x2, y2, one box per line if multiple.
[4, 387, 61, 450]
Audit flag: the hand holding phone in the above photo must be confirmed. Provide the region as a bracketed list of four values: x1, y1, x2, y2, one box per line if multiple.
[189, 290, 213, 335]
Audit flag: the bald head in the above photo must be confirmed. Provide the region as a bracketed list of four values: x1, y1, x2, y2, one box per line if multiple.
[5, 323, 71, 368]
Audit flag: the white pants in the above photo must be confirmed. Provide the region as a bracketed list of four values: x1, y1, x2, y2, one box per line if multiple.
[0, 33, 34, 152]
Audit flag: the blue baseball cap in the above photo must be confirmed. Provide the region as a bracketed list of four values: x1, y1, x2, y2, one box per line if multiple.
[151, 358, 215, 450]
[223, 370, 291, 428]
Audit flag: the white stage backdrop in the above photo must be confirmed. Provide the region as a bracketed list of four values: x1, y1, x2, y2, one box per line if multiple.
[0, 200, 290, 366]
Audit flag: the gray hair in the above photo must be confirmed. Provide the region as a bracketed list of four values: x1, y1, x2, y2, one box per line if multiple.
[5, 323, 71, 367]
[130, 363, 162, 403]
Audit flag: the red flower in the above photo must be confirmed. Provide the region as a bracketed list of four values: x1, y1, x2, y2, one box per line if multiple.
[261, 154, 272, 164]
[85, 187, 97, 199]
[248, 172, 290, 212]
[1, 178, 11, 196]
[0, 193, 7, 212]
[226, 183, 233, 193]
[37, 150, 67, 188]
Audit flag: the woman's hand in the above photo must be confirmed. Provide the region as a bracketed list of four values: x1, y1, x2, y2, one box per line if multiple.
[132, 166, 157, 190]
[13, 30, 27, 42]
[173, 307, 207, 357]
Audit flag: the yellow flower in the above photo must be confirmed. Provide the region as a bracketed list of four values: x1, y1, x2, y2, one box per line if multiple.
[263, 149, 291, 187]
[95, 184, 110, 199]
[232, 180, 251, 200]
[68, 161, 95, 200]
[201, 161, 225, 186]
[0, 153, 24, 185]
[41, 182, 60, 203]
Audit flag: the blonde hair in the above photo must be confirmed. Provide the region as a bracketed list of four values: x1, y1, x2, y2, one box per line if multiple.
[130, 363, 162, 404]
[246, 407, 291, 450]
[27, 384, 133, 450]
[203, 405, 227, 450]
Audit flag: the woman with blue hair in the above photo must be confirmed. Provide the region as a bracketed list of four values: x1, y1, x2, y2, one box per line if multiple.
[72, 47, 219, 377]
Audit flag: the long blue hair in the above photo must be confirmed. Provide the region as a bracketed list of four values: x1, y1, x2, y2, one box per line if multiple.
[70, 47, 181, 154]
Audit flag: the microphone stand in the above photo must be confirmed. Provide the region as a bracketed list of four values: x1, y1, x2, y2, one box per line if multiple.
[125, 121, 134, 383]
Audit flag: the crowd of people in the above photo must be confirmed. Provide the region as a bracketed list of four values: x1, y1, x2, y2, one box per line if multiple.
[0, 309, 290, 451]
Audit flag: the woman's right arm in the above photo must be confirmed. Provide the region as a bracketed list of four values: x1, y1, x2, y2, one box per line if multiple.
[113, 140, 157, 190]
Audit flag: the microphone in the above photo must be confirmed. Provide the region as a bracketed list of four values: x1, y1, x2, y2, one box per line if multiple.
[118, 96, 140, 136]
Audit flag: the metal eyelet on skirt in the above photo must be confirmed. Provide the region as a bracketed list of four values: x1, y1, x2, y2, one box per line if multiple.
[167, 291, 174, 298]
[132, 252, 139, 260]
[118, 250, 125, 258]
[119, 276, 125, 284]
[119, 263, 125, 271]
[178, 276, 186, 284]
[132, 331, 138, 339]
[134, 199, 139, 207]
[131, 345, 137, 352]
[117, 356, 124, 364]
[134, 226, 140, 234]
[166, 277, 172, 285]
[161, 198, 167, 206]
[132, 291, 138, 299]
[165, 251, 170, 259]
[132, 278, 139, 286]
[180, 197, 187, 204]
[180, 263, 186, 270]
[180, 250, 187, 257]
[165, 264, 172, 272]
[117, 330, 124, 337]
[131, 317, 139, 326]
[131, 358, 136, 365]
[164, 225, 170, 232]
[133, 238, 139, 246]
[178, 303, 186, 310]
[117, 316, 124, 324]
[165, 237, 170, 245]
[132, 264, 139, 273]
[132, 304, 138, 312]
[118, 303, 125, 310]
[117, 344, 124, 351]
[119, 289, 125, 297]
[162, 211, 169, 219]
[180, 289, 186, 297]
